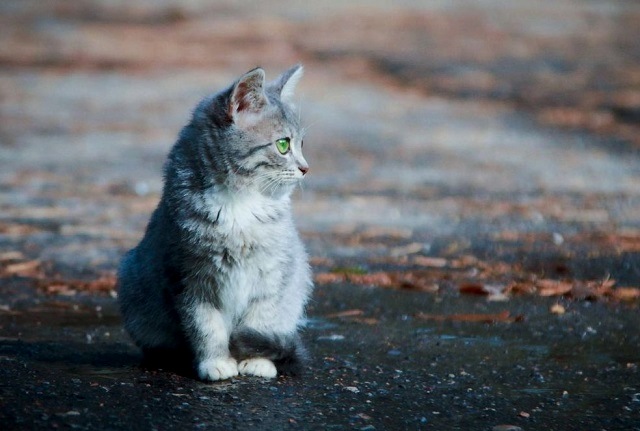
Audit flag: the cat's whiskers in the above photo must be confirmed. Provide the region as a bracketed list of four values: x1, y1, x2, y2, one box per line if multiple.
[237, 170, 273, 193]
[300, 119, 319, 137]
[247, 171, 278, 195]
[296, 177, 305, 193]
[262, 176, 283, 196]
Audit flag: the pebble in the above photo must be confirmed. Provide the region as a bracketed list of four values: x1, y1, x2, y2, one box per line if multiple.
[317, 334, 345, 341]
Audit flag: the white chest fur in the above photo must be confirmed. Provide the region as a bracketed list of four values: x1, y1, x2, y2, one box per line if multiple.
[198, 188, 294, 320]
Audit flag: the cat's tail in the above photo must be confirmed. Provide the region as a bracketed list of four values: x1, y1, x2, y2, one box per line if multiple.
[230, 329, 309, 376]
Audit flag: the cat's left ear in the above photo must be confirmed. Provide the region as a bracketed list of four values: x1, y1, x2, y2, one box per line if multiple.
[273, 64, 304, 104]
[229, 67, 268, 125]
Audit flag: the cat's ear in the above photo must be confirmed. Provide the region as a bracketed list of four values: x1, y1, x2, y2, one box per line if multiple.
[229, 67, 268, 124]
[274, 64, 304, 104]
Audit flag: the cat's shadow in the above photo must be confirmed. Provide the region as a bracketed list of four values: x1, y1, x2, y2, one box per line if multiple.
[0, 339, 197, 379]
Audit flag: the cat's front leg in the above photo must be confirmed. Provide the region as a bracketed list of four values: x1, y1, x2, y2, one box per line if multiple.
[185, 302, 238, 381]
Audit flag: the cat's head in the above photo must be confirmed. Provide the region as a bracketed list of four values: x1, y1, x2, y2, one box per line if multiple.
[195, 65, 308, 197]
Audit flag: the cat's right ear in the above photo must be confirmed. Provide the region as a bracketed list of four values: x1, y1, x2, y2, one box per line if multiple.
[228, 67, 268, 126]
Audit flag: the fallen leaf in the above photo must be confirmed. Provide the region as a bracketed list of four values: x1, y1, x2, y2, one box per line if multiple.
[412, 256, 448, 268]
[572, 279, 614, 300]
[415, 311, 522, 324]
[609, 287, 640, 301]
[459, 282, 489, 295]
[0, 251, 25, 262]
[83, 274, 117, 292]
[359, 227, 412, 240]
[452, 255, 479, 267]
[536, 279, 573, 297]
[325, 309, 364, 318]
[0, 222, 41, 236]
[315, 273, 346, 284]
[390, 242, 424, 257]
[309, 256, 334, 266]
[349, 272, 395, 287]
[349, 317, 379, 325]
[2, 260, 41, 276]
[44, 283, 77, 296]
[37, 274, 116, 295]
[390, 272, 438, 292]
[506, 282, 537, 295]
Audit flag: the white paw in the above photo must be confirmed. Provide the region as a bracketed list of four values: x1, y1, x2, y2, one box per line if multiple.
[238, 358, 277, 378]
[197, 357, 238, 381]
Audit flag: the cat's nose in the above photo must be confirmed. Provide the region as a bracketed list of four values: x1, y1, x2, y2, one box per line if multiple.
[299, 166, 309, 175]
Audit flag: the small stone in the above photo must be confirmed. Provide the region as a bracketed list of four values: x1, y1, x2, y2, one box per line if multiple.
[344, 386, 360, 393]
[518, 411, 530, 418]
[317, 334, 345, 341]
[552, 232, 564, 245]
[57, 410, 80, 417]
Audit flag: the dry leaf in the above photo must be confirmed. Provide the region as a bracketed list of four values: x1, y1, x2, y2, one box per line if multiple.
[536, 279, 573, 297]
[349, 317, 379, 325]
[83, 274, 117, 292]
[459, 282, 489, 295]
[413, 256, 448, 268]
[415, 310, 522, 324]
[343, 273, 387, 287]
[0, 222, 41, 236]
[45, 283, 77, 296]
[505, 282, 537, 295]
[359, 227, 412, 240]
[609, 287, 640, 301]
[449, 256, 477, 268]
[37, 274, 116, 295]
[325, 309, 364, 318]
[389, 242, 423, 257]
[391, 272, 438, 292]
[3, 260, 41, 276]
[309, 256, 334, 266]
[0, 251, 25, 262]
[314, 273, 346, 284]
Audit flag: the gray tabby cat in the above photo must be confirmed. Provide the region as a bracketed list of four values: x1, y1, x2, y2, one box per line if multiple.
[117, 65, 312, 381]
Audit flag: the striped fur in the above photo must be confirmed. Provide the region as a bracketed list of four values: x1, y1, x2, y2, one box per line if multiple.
[118, 66, 312, 380]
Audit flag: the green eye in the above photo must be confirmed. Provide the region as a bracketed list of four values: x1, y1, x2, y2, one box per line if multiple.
[275, 137, 290, 154]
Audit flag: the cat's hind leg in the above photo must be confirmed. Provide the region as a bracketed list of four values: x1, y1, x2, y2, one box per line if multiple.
[230, 328, 308, 377]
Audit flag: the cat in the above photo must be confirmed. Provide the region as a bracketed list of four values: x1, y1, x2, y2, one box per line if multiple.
[117, 65, 313, 381]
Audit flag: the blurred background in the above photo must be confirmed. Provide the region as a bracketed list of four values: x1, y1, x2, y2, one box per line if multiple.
[1, 0, 639, 297]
